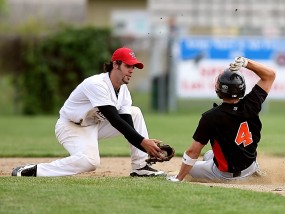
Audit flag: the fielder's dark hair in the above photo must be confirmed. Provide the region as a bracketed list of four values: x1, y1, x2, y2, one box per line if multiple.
[104, 60, 122, 73]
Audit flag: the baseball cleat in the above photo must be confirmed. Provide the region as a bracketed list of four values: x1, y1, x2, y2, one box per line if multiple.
[11, 164, 37, 177]
[130, 164, 165, 177]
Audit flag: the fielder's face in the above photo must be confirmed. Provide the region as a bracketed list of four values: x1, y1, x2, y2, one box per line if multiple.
[117, 62, 135, 85]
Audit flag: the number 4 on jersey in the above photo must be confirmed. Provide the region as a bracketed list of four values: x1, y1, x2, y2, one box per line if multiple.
[235, 122, 253, 147]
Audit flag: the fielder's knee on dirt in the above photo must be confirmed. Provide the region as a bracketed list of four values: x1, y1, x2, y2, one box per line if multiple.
[71, 152, 100, 173]
[84, 153, 100, 171]
[36, 152, 100, 176]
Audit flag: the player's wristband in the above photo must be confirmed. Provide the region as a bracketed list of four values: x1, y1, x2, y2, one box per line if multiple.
[182, 152, 197, 166]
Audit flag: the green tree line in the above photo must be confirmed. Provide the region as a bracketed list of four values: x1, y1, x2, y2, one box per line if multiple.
[0, 27, 120, 115]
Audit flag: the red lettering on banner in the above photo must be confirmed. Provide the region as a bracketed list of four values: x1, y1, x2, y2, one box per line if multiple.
[181, 80, 204, 91]
[191, 82, 203, 89]
[200, 67, 223, 77]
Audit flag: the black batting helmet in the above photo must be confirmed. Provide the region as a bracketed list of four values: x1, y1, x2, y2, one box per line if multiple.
[215, 69, 246, 99]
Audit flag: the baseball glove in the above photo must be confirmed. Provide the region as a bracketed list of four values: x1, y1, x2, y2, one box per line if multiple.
[145, 143, 175, 164]
[229, 56, 248, 71]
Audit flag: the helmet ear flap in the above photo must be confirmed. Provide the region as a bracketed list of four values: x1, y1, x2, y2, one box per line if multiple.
[215, 69, 246, 99]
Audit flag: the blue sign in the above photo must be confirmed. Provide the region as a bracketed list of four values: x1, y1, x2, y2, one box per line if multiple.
[180, 37, 285, 60]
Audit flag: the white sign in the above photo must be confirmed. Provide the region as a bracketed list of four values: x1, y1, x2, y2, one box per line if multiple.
[177, 37, 285, 99]
[177, 60, 285, 99]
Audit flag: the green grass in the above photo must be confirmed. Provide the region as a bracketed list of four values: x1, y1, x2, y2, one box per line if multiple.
[0, 112, 284, 157]
[1, 177, 285, 214]
[1, 88, 285, 213]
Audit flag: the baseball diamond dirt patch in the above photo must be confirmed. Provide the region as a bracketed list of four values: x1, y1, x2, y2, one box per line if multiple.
[1, 154, 285, 197]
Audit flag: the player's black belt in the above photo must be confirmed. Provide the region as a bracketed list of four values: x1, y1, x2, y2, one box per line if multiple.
[232, 172, 241, 177]
[216, 161, 256, 178]
[217, 169, 241, 178]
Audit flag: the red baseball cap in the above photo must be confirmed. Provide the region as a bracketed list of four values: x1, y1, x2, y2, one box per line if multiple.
[111, 47, 144, 69]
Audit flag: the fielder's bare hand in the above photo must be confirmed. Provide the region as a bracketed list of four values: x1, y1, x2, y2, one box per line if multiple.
[141, 139, 163, 159]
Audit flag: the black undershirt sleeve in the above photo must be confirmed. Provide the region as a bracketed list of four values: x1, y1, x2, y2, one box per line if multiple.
[97, 105, 146, 152]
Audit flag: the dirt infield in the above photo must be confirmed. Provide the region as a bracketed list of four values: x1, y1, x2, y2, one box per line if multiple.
[1, 154, 285, 196]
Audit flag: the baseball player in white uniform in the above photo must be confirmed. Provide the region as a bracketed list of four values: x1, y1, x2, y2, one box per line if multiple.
[12, 47, 165, 177]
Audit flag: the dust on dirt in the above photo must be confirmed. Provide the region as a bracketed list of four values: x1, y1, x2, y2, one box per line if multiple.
[1, 153, 285, 196]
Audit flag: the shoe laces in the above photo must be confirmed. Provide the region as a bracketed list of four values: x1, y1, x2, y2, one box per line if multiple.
[140, 164, 157, 172]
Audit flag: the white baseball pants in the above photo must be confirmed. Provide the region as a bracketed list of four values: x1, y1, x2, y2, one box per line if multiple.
[36, 106, 148, 176]
[189, 150, 259, 180]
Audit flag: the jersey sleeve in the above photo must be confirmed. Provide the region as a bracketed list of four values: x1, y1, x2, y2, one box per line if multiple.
[192, 116, 211, 145]
[82, 81, 114, 107]
[244, 84, 268, 113]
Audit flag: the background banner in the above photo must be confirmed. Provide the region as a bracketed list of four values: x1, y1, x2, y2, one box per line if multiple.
[177, 37, 285, 99]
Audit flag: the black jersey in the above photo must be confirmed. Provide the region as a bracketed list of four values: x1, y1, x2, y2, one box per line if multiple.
[193, 85, 268, 173]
